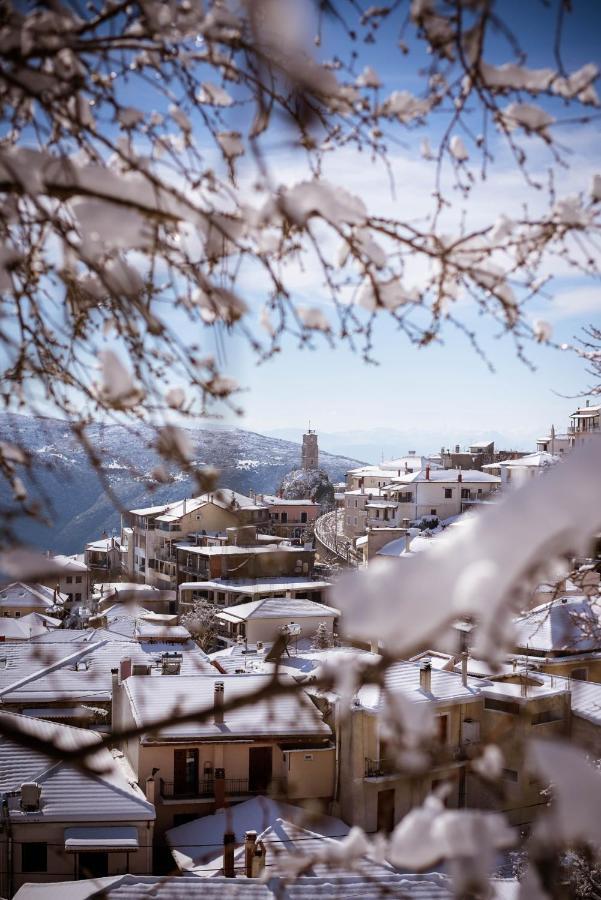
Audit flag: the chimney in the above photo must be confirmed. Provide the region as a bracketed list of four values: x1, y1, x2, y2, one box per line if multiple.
[245, 830, 257, 878]
[458, 471, 462, 483]
[183, 498, 187, 515]
[251, 841, 266, 877]
[419, 659, 432, 692]
[223, 830, 235, 878]
[455, 444, 460, 453]
[461, 652, 468, 687]
[119, 658, 132, 682]
[425, 466, 430, 480]
[214, 681, 224, 724]
[145, 769, 159, 804]
[405, 529, 413, 553]
[111, 667, 118, 690]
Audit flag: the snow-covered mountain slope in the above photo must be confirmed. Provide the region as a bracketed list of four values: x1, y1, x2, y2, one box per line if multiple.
[0, 414, 364, 554]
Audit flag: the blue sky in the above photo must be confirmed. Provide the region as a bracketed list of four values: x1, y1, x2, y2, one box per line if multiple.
[200, 0, 601, 443]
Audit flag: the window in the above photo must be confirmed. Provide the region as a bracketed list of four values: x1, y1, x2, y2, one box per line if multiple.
[22, 842, 47, 873]
[79, 852, 108, 878]
[272, 512, 279, 520]
[15, 612, 20, 618]
[484, 697, 520, 715]
[353, 517, 358, 526]
[75, 575, 82, 584]
[444, 488, 453, 499]
[281, 512, 288, 524]
[354, 500, 358, 508]
[346, 516, 351, 525]
[502, 768, 519, 783]
[436, 715, 449, 744]
[66, 575, 73, 584]
[75, 593, 81, 602]
[461, 488, 470, 499]
[301, 512, 307, 523]
[532, 710, 564, 726]
[67, 593, 73, 603]
[430, 508, 437, 516]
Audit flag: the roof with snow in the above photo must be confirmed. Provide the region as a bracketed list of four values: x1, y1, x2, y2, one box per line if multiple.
[179, 578, 331, 595]
[0, 637, 212, 703]
[51, 554, 89, 573]
[0, 612, 61, 640]
[388, 468, 500, 485]
[513, 596, 601, 654]
[357, 660, 481, 711]
[13, 873, 458, 898]
[0, 711, 154, 823]
[176, 543, 302, 556]
[130, 489, 267, 521]
[483, 451, 559, 469]
[216, 597, 340, 623]
[348, 456, 442, 477]
[261, 495, 320, 506]
[165, 797, 350, 874]
[0, 582, 66, 609]
[124, 673, 331, 741]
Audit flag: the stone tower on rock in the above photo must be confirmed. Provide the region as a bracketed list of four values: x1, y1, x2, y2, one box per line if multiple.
[301, 428, 318, 471]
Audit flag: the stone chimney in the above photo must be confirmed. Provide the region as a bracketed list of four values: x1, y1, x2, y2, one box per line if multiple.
[223, 830, 235, 878]
[119, 658, 132, 682]
[458, 471, 462, 483]
[425, 466, 430, 480]
[419, 659, 432, 692]
[461, 652, 468, 687]
[245, 830, 257, 878]
[214, 681, 224, 724]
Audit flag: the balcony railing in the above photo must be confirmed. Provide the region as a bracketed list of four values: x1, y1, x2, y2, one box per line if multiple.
[365, 745, 470, 778]
[160, 777, 285, 800]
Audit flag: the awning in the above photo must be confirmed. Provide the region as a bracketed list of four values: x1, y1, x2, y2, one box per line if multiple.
[64, 826, 139, 852]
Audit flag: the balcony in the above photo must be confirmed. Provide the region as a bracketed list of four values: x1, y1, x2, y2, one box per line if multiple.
[155, 547, 176, 562]
[159, 777, 286, 801]
[365, 745, 470, 779]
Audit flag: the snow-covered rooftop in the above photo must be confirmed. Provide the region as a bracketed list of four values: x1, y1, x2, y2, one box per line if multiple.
[482, 452, 559, 469]
[125, 673, 331, 741]
[217, 597, 340, 623]
[0, 582, 66, 610]
[388, 468, 501, 485]
[357, 660, 481, 711]
[179, 578, 331, 595]
[513, 595, 601, 654]
[0, 711, 154, 823]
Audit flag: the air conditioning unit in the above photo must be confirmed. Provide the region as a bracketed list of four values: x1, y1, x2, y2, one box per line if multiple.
[20, 782, 41, 811]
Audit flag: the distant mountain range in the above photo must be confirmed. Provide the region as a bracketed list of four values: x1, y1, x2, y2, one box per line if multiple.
[0, 415, 364, 555]
[265, 426, 537, 464]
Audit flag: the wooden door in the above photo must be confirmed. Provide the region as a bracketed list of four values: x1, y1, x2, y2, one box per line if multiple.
[377, 788, 395, 833]
[249, 746, 273, 793]
[174, 748, 198, 797]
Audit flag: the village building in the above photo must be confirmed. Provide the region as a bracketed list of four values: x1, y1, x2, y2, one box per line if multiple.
[120, 492, 270, 589]
[0, 712, 155, 896]
[0, 583, 65, 619]
[343, 468, 500, 539]
[175, 542, 315, 587]
[0, 612, 61, 641]
[44, 555, 91, 607]
[261, 495, 321, 540]
[112, 670, 336, 839]
[568, 401, 601, 446]
[482, 451, 559, 486]
[215, 597, 340, 646]
[84, 537, 122, 579]
[178, 577, 332, 610]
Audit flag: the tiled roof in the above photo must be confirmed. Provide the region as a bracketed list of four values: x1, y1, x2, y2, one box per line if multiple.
[513, 596, 600, 654]
[0, 638, 213, 703]
[124, 673, 331, 741]
[0, 582, 66, 609]
[179, 578, 330, 595]
[217, 597, 340, 622]
[0, 712, 154, 823]
[358, 660, 481, 710]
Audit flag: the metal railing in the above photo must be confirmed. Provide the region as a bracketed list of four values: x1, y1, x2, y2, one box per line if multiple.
[365, 745, 470, 778]
[160, 777, 285, 799]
